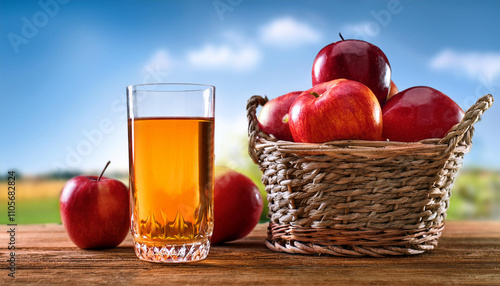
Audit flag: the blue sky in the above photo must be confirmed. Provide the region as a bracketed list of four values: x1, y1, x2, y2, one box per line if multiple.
[1, 0, 499, 175]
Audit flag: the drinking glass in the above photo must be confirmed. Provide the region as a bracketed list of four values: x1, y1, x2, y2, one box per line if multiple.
[127, 83, 215, 263]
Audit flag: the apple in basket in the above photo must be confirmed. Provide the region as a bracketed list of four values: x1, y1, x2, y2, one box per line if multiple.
[312, 34, 391, 105]
[211, 167, 263, 245]
[289, 79, 383, 143]
[387, 80, 399, 101]
[257, 91, 302, 141]
[382, 86, 464, 142]
[60, 161, 130, 249]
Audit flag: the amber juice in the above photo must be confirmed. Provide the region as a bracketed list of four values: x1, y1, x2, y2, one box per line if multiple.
[128, 117, 214, 246]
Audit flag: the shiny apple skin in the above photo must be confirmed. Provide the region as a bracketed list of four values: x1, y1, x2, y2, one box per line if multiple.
[312, 39, 391, 105]
[382, 86, 464, 142]
[258, 91, 302, 141]
[211, 168, 263, 245]
[59, 176, 130, 249]
[386, 80, 399, 101]
[289, 79, 383, 143]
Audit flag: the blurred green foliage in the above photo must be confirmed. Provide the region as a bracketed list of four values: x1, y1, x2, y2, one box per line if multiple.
[17, 197, 61, 224]
[0, 196, 62, 225]
[448, 169, 500, 220]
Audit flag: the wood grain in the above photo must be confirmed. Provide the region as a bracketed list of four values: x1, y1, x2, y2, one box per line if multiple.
[1, 221, 499, 285]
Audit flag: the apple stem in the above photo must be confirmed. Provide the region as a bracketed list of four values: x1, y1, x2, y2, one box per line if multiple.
[98, 161, 111, 181]
[310, 92, 320, 98]
[339, 33, 345, 41]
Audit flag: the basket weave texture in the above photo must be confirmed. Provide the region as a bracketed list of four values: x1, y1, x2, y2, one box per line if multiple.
[247, 94, 494, 257]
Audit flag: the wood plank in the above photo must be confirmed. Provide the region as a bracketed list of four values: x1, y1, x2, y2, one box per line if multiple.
[1, 221, 499, 285]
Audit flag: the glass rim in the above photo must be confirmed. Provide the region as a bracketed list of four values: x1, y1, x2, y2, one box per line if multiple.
[128, 83, 215, 92]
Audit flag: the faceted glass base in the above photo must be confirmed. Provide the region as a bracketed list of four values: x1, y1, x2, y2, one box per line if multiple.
[133, 238, 210, 263]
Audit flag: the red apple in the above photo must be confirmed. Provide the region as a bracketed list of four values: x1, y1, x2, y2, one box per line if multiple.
[382, 86, 464, 142]
[60, 161, 130, 249]
[212, 167, 263, 245]
[289, 79, 383, 143]
[257, 91, 302, 141]
[312, 35, 391, 105]
[386, 80, 399, 101]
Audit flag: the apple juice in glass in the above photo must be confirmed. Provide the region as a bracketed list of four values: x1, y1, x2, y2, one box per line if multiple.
[127, 83, 215, 263]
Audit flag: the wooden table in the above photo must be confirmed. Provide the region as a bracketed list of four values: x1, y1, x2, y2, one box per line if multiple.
[2, 221, 499, 285]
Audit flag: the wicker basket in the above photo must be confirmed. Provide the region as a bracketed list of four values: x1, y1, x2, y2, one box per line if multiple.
[247, 93, 494, 257]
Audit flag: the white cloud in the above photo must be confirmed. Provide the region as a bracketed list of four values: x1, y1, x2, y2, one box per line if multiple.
[341, 22, 379, 40]
[259, 16, 321, 47]
[142, 49, 172, 82]
[187, 44, 261, 72]
[143, 49, 172, 71]
[430, 49, 500, 80]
